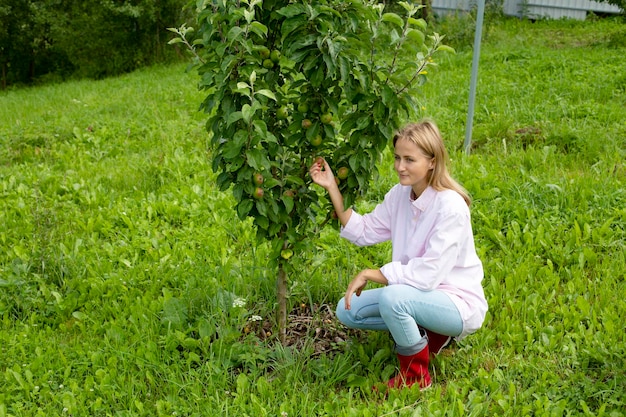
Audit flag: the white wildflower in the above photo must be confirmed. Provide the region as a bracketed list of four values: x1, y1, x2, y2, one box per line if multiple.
[232, 297, 246, 308]
[248, 315, 262, 322]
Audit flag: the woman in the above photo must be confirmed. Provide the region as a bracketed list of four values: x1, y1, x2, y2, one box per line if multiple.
[309, 120, 487, 390]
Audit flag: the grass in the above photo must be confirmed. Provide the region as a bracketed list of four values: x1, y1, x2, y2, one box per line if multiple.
[1, 16, 625, 416]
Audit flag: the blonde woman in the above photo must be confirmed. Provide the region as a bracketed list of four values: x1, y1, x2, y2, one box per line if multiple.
[310, 120, 487, 390]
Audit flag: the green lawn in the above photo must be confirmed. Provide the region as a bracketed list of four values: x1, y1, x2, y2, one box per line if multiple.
[1, 16, 625, 416]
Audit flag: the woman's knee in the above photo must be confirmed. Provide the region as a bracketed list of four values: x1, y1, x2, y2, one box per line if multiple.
[378, 285, 405, 311]
[335, 298, 351, 325]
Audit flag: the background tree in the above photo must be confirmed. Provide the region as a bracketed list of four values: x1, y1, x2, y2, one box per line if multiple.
[48, 0, 188, 79]
[0, 0, 35, 88]
[171, 0, 453, 344]
[0, 0, 192, 87]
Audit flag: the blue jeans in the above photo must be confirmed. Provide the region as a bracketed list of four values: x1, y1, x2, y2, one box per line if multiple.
[336, 285, 463, 355]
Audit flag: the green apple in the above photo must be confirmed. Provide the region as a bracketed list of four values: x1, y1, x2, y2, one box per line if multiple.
[297, 102, 309, 113]
[277, 106, 289, 119]
[321, 113, 333, 124]
[309, 134, 322, 147]
[270, 50, 281, 63]
[253, 172, 264, 185]
[337, 167, 349, 179]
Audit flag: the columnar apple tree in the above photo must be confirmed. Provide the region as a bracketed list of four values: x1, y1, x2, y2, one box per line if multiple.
[170, 0, 452, 343]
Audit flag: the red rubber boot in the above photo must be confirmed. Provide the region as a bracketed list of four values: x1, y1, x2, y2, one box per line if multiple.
[387, 345, 432, 390]
[425, 329, 453, 356]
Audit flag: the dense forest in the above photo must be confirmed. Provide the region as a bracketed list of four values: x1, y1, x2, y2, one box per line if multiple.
[0, 0, 192, 88]
[1, 0, 623, 89]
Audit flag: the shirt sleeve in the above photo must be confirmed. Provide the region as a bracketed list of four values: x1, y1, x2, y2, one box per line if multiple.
[380, 209, 467, 290]
[339, 189, 395, 246]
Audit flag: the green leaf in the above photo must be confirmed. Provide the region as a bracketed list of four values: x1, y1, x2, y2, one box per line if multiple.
[253, 120, 278, 143]
[237, 199, 253, 219]
[282, 194, 294, 214]
[311, 65, 324, 87]
[233, 183, 244, 201]
[242, 104, 253, 124]
[227, 156, 245, 172]
[285, 175, 305, 186]
[437, 45, 456, 54]
[305, 121, 321, 140]
[198, 319, 216, 339]
[382, 13, 404, 28]
[256, 214, 269, 230]
[263, 176, 280, 188]
[281, 15, 308, 41]
[326, 38, 339, 60]
[378, 123, 394, 140]
[227, 111, 243, 126]
[408, 17, 427, 30]
[355, 115, 370, 130]
[277, 4, 307, 18]
[246, 148, 266, 170]
[255, 89, 277, 101]
[267, 198, 281, 222]
[349, 154, 359, 172]
[216, 172, 232, 191]
[72, 311, 87, 321]
[284, 33, 317, 56]
[271, 238, 284, 257]
[256, 200, 267, 216]
[222, 130, 248, 158]
[227, 26, 244, 44]
[381, 85, 396, 107]
[406, 28, 425, 47]
[249, 21, 268, 38]
[373, 100, 387, 120]
[339, 56, 350, 83]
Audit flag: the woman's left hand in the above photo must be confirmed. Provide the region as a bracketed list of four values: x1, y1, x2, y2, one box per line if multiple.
[344, 269, 388, 310]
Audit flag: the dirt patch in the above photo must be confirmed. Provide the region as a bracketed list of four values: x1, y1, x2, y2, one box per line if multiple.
[252, 303, 365, 356]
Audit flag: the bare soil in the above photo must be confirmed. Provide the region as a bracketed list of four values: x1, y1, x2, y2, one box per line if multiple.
[254, 303, 366, 355]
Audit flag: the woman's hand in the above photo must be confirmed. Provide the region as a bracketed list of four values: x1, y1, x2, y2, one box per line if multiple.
[344, 269, 388, 310]
[309, 157, 337, 191]
[309, 156, 353, 226]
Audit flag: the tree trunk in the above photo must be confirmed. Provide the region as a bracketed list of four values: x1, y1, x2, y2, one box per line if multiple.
[421, 0, 433, 22]
[277, 261, 287, 345]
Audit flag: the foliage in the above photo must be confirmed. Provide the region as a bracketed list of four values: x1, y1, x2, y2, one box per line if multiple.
[171, 0, 452, 340]
[0, 0, 191, 87]
[1, 17, 625, 416]
[180, 0, 447, 244]
[172, 1, 447, 342]
[0, 0, 40, 87]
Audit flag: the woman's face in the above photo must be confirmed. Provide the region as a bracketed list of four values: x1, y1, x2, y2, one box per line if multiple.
[394, 138, 434, 196]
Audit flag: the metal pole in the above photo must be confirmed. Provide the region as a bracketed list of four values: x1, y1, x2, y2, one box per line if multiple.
[464, 0, 485, 155]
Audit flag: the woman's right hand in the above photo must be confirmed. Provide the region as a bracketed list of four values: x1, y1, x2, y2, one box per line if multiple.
[309, 157, 337, 191]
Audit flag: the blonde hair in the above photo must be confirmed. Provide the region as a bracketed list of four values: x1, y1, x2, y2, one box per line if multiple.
[393, 120, 471, 206]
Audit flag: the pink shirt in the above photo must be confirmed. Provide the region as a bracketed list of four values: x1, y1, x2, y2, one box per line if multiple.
[340, 185, 488, 339]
